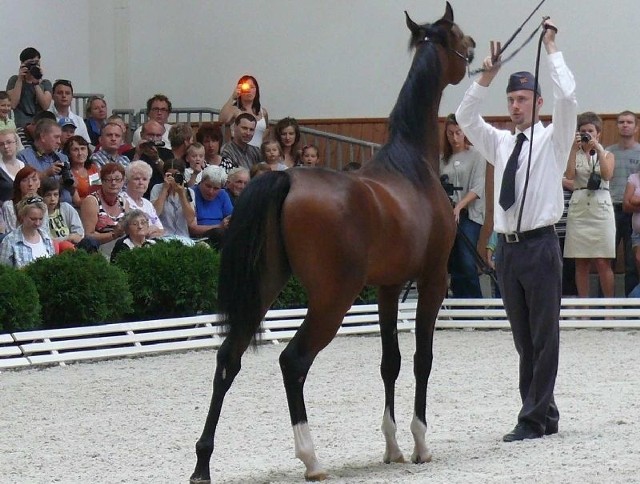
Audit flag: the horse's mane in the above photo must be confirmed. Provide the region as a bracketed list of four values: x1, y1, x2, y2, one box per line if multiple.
[368, 37, 444, 187]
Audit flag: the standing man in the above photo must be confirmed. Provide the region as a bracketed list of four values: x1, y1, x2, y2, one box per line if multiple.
[456, 19, 577, 441]
[132, 94, 173, 148]
[49, 79, 91, 144]
[220, 113, 261, 170]
[607, 111, 640, 295]
[6, 47, 52, 129]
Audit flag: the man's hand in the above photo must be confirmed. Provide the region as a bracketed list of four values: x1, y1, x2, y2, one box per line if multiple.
[542, 18, 558, 54]
[478, 41, 502, 87]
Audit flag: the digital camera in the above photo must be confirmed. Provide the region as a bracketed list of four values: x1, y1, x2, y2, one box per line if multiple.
[24, 60, 43, 80]
[173, 172, 185, 185]
[580, 132, 592, 144]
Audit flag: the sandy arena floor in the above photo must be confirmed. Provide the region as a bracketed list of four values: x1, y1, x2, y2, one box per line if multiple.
[1, 329, 639, 483]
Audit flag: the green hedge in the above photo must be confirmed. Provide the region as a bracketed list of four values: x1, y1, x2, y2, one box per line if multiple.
[113, 240, 220, 320]
[1, 242, 378, 333]
[0, 265, 41, 332]
[24, 250, 132, 329]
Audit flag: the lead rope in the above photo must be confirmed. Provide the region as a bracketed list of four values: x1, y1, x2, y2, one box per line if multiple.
[516, 21, 552, 232]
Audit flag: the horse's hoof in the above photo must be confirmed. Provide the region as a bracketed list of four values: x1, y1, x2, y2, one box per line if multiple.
[411, 451, 432, 464]
[189, 475, 211, 484]
[383, 452, 406, 464]
[305, 470, 328, 481]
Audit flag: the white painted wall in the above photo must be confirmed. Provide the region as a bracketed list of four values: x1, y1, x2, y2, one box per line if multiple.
[2, 0, 638, 120]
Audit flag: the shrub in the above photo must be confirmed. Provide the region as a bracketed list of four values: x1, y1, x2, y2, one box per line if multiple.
[272, 277, 378, 309]
[113, 240, 220, 320]
[0, 265, 41, 333]
[24, 250, 132, 328]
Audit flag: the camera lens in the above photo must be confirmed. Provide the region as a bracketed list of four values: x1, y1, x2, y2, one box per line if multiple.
[580, 133, 591, 143]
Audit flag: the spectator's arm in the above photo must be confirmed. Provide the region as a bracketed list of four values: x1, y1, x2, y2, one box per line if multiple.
[218, 86, 240, 125]
[178, 187, 196, 226]
[80, 196, 123, 244]
[6, 75, 23, 110]
[0, 236, 14, 266]
[623, 182, 640, 213]
[34, 82, 52, 111]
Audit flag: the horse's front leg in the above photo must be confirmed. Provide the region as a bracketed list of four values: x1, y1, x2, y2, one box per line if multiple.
[411, 273, 447, 464]
[191, 335, 251, 483]
[378, 284, 405, 464]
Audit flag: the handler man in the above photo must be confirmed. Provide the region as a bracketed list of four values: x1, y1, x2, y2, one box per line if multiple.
[455, 18, 577, 441]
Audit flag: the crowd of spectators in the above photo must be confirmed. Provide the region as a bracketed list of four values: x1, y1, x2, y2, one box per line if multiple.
[3, 45, 640, 301]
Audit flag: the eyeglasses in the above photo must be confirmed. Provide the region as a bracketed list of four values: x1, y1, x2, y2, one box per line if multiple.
[102, 177, 124, 184]
[150, 107, 169, 113]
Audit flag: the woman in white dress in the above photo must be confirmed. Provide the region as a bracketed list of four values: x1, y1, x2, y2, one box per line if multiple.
[564, 112, 616, 298]
[218, 75, 269, 148]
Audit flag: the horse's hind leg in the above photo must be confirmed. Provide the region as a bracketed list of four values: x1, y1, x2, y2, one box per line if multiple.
[191, 333, 254, 483]
[411, 269, 448, 464]
[279, 292, 359, 481]
[378, 284, 406, 464]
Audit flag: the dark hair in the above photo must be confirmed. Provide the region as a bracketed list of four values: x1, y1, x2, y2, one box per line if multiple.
[31, 110, 57, 124]
[250, 162, 272, 178]
[577, 111, 603, 133]
[196, 122, 223, 144]
[0, 91, 9, 102]
[62, 135, 93, 164]
[53, 79, 73, 95]
[162, 158, 186, 174]
[441, 113, 469, 164]
[235, 112, 256, 126]
[235, 75, 262, 116]
[274, 116, 301, 152]
[146, 94, 172, 113]
[12, 166, 39, 206]
[39, 176, 61, 196]
[20, 47, 41, 63]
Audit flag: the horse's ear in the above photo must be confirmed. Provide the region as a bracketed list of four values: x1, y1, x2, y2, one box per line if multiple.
[405, 11, 420, 34]
[443, 1, 454, 23]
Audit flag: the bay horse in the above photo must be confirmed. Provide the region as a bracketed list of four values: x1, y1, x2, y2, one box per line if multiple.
[191, 3, 475, 482]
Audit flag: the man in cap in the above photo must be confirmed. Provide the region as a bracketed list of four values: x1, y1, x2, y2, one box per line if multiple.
[455, 19, 577, 441]
[58, 117, 77, 147]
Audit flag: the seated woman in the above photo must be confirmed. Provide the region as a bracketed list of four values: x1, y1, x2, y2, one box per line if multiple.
[190, 165, 233, 248]
[62, 135, 100, 208]
[39, 177, 84, 251]
[1, 166, 43, 235]
[0, 196, 55, 268]
[110, 209, 157, 262]
[196, 122, 224, 166]
[150, 158, 195, 240]
[123, 160, 164, 238]
[80, 162, 129, 258]
[83, 95, 108, 146]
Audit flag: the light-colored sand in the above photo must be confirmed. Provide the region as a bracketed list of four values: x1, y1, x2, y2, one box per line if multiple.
[1, 329, 639, 484]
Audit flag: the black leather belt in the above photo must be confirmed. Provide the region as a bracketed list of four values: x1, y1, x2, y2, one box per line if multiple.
[499, 225, 556, 244]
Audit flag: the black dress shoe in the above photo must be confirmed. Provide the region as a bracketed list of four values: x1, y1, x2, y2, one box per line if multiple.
[545, 422, 558, 435]
[502, 422, 543, 442]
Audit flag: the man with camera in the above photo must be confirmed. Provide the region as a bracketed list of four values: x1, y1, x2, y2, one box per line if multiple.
[456, 19, 577, 442]
[17, 118, 73, 204]
[5, 47, 53, 129]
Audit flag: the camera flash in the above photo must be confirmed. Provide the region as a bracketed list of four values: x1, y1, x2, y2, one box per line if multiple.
[240, 82, 251, 92]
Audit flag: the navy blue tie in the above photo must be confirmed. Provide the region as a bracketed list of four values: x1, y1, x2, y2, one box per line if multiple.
[499, 133, 527, 211]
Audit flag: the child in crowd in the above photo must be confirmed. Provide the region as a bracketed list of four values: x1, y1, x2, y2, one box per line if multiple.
[40, 177, 84, 252]
[301, 144, 321, 167]
[0, 91, 16, 131]
[185, 142, 206, 186]
[260, 139, 287, 171]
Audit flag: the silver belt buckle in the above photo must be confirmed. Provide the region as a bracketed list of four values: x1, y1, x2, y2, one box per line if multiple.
[505, 233, 520, 243]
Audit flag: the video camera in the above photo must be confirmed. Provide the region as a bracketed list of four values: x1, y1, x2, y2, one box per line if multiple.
[440, 174, 462, 202]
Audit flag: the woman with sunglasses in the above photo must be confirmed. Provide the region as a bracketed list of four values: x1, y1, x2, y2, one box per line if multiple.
[80, 162, 129, 257]
[0, 195, 54, 267]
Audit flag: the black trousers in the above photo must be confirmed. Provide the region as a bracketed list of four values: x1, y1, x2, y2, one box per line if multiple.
[496, 230, 561, 434]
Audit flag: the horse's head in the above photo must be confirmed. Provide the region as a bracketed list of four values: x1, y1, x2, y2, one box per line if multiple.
[405, 2, 475, 86]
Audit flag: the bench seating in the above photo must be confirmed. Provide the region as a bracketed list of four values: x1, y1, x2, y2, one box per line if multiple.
[2, 298, 640, 369]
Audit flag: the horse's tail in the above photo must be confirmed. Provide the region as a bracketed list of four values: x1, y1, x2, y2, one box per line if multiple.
[217, 170, 292, 344]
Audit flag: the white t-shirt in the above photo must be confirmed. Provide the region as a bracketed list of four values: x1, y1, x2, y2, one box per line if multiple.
[24, 235, 49, 261]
